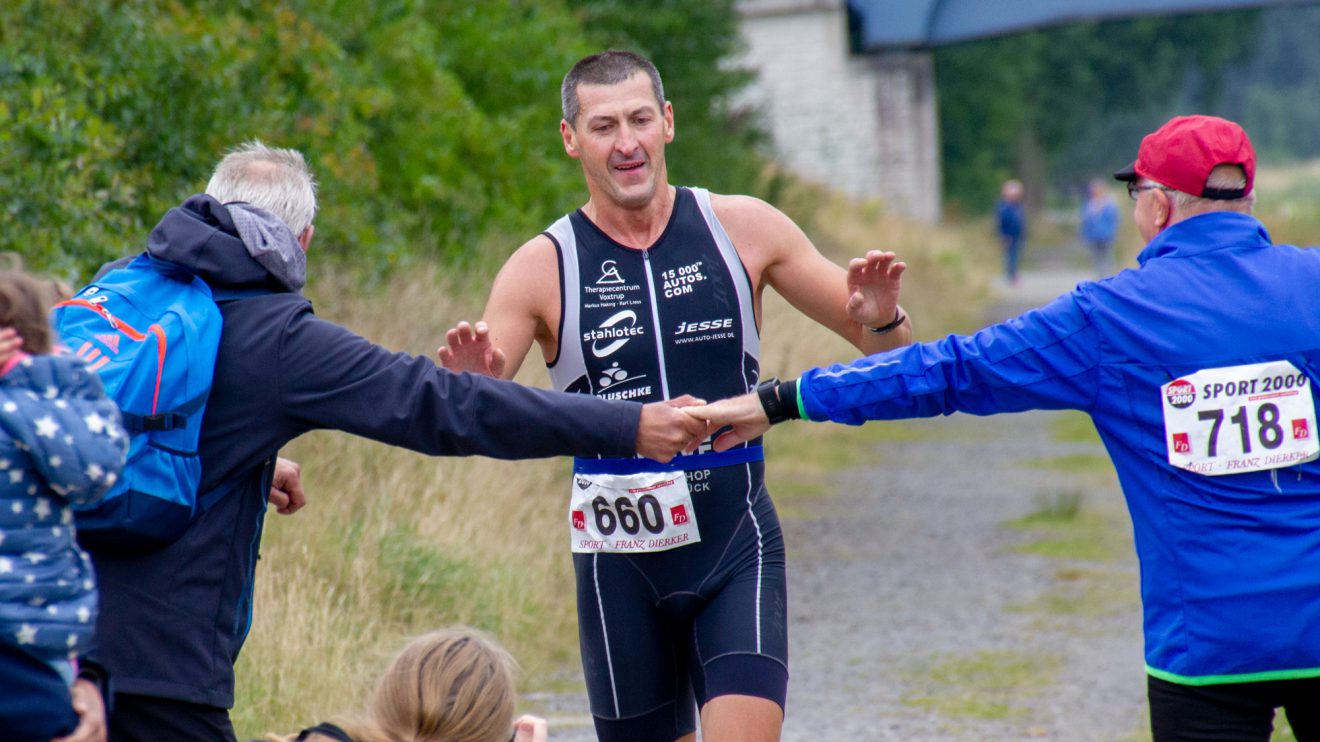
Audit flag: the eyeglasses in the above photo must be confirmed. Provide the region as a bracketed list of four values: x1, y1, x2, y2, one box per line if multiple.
[1127, 183, 1172, 201]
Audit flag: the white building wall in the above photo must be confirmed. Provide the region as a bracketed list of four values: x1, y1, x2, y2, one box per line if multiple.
[736, 0, 941, 221]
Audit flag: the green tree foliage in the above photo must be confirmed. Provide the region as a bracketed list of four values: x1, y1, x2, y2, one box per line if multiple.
[0, 0, 764, 280]
[1226, 5, 1320, 162]
[933, 11, 1258, 212]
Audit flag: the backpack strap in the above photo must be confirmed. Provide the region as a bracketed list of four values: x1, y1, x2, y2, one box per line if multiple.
[121, 392, 210, 433]
[295, 722, 356, 742]
[121, 412, 187, 432]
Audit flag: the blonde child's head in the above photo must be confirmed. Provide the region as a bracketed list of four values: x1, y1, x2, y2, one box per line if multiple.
[272, 627, 520, 742]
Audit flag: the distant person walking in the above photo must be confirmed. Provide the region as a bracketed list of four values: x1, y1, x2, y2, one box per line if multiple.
[995, 179, 1026, 285]
[1080, 178, 1120, 276]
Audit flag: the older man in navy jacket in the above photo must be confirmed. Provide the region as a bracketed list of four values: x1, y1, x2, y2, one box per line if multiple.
[87, 141, 705, 741]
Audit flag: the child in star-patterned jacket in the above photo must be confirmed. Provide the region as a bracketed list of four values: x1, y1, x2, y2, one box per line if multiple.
[0, 269, 126, 738]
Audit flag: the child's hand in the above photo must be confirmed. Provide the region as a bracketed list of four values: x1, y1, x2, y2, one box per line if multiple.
[52, 678, 106, 742]
[0, 327, 24, 370]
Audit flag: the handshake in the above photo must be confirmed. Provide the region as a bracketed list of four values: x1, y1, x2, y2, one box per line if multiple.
[635, 392, 775, 462]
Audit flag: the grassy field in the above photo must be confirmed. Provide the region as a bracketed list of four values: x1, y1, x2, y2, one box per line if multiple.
[231, 164, 1320, 737]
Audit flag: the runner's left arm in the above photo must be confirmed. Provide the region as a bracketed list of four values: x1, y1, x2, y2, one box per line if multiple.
[713, 195, 911, 354]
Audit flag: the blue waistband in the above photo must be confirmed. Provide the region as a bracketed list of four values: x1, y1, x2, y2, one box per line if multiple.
[574, 445, 764, 475]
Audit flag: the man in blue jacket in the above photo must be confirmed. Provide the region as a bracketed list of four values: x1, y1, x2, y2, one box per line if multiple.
[87, 141, 707, 742]
[689, 115, 1320, 741]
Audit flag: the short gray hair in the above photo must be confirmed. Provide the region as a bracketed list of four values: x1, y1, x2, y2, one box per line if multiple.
[205, 140, 318, 236]
[561, 50, 665, 127]
[1167, 164, 1253, 214]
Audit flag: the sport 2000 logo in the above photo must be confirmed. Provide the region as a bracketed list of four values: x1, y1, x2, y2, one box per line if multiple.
[1165, 379, 1196, 409]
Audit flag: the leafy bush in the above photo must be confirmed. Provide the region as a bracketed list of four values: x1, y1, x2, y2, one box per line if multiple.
[1, 0, 765, 281]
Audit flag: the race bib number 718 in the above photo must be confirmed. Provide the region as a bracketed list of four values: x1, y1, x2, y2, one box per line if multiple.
[1161, 361, 1318, 476]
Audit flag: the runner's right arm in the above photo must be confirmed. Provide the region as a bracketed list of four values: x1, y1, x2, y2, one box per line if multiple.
[438, 235, 559, 380]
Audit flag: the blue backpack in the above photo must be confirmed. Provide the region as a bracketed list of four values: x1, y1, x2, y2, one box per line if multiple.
[53, 254, 228, 552]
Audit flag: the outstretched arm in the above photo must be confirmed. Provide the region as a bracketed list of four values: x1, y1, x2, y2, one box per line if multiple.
[846, 250, 909, 338]
[438, 235, 559, 380]
[713, 195, 911, 355]
[437, 321, 507, 378]
[688, 291, 1104, 445]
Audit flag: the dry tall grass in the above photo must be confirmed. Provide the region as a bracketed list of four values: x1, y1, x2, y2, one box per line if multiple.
[230, 190, 996, 738]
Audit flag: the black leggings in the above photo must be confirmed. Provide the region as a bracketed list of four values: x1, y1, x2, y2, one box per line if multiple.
[1149, 675, 1320, 742]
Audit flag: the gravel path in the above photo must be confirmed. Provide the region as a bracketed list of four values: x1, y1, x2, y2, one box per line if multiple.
[779, 410, 1146, 741]
[533, 257, 1151, 741]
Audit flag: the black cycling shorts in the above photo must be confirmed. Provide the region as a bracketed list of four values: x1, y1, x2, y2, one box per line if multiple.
[574, 461, 788, 742]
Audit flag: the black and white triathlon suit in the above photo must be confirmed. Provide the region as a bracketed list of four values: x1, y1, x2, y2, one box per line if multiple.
[546, 187, 788, 741]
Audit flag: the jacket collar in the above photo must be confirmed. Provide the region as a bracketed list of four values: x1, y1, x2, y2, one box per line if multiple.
[146, 194, 284, 290]
[1136, 211, 1272, 266]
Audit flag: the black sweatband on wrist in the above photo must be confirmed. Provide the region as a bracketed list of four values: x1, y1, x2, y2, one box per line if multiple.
[778, 379, 799, 421]
[864, 307, 907, 335]
[757, 377, 798, 425]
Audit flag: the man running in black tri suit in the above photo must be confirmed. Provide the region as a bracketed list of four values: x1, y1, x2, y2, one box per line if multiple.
[438, 50, 912, 742]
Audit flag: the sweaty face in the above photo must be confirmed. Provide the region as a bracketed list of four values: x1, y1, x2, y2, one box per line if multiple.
[564, 73, 673, 210]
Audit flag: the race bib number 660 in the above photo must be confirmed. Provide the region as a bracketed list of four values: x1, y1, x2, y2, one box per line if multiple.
[569, 471, 701, 553]
[1161, 360, 1319, 476]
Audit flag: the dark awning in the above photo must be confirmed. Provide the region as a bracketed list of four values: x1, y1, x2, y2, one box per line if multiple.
[849, 0, 1304, 50]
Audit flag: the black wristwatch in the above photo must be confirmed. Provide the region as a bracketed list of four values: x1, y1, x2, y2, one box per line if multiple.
[864, 307, 908, 335]
[756, 377, 798, 425]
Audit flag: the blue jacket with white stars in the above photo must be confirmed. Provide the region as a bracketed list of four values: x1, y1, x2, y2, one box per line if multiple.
[0, 353, 126, 666]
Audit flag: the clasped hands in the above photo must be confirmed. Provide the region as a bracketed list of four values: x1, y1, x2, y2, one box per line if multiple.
[637, 392, 773, 463]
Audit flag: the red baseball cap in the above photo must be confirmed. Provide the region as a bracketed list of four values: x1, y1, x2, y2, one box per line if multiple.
[1113, 115, 1255, 199]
